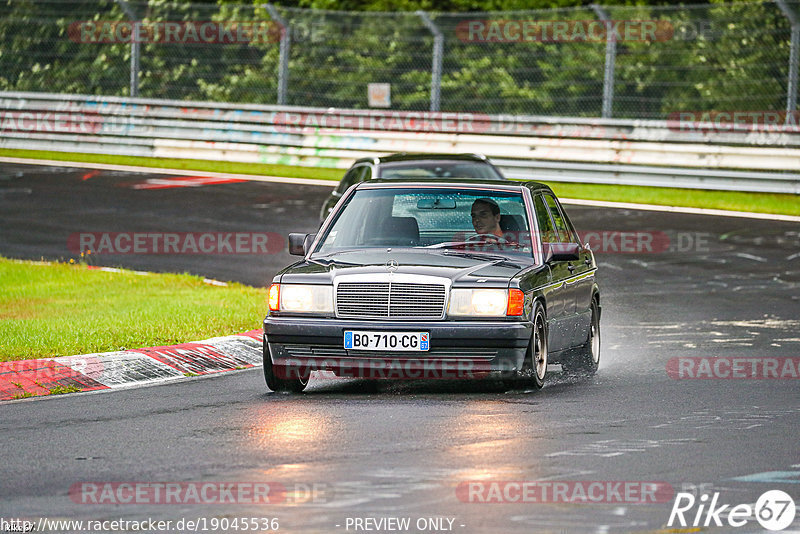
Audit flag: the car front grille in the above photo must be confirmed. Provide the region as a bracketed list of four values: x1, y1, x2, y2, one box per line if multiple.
[336, 282, 447, 319]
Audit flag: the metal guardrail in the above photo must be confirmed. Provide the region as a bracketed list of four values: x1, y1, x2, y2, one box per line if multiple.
[1, 92, 799, 194]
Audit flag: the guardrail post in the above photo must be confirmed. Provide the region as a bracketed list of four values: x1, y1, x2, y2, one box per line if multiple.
[115, 0, 139, 97]
[265, 4, 290, 106]
[417, 11, 443, 112]
[591, 4, 616, 119]
[775, 0, 799, 120]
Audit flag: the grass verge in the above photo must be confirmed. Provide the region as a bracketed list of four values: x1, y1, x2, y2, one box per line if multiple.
[545, 182, 800, 217]
[0, 257, 266, 361]
[0, 148, 344, 181]
[1, 148, 798, 216]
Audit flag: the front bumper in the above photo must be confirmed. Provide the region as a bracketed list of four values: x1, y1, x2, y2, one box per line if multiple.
[264, 316, 532, 377]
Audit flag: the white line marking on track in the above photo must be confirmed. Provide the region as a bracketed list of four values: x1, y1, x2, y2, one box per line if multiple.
[734, 252, 768, 262]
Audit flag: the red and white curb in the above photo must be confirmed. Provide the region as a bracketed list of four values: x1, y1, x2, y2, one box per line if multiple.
[0, 329, 263, 401]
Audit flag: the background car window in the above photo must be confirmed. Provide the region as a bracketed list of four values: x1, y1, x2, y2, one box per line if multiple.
[378, 161, 502, 180]
[544, 194, 578, 243]
[335, 166, 368, 195]
[534, 195, 558, 243]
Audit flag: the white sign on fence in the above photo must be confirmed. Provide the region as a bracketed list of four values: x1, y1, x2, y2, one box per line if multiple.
[368, 83, 391, 108]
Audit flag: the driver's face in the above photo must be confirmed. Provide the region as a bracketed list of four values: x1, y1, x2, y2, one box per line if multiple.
[471, 204, 501, 235]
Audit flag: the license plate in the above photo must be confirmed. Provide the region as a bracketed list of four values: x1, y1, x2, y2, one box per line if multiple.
[344, 331, 429, 351]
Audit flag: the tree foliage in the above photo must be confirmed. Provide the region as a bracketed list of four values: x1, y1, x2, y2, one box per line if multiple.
[0, 0, 794, 118]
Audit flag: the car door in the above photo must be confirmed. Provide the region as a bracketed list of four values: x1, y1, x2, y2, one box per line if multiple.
[533, 193, 571, 353]
[559, 201, 596, 348]
[544, 193, 594, 349]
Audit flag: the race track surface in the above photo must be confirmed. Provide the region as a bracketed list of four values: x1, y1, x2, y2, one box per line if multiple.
[1, 163, 798, 533]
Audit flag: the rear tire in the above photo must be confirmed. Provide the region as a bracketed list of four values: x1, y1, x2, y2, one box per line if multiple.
[263, 337, 309, 393]
[565, 298, 600, 376]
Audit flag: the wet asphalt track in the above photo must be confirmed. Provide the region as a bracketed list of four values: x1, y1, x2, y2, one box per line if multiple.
[1, 163, 799, 533]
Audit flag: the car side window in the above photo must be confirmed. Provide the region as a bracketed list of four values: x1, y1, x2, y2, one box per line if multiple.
[534, 194, 558, 244]
[335, 166, 366, 195]
[360, 167, 372, 181]
[544, 194, 578, 244]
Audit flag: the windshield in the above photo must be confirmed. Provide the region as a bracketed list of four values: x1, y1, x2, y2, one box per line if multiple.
[377, 160, 503, 180]
[315, 187, 532, 256]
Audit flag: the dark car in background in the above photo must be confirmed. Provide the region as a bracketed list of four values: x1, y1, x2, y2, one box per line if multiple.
[319, 153, 506, 221]
[264, 179, 600, 393]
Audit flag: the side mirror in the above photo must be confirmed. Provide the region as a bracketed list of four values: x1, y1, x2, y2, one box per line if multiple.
[545, 242, 580, 262]
[288, 233, 316, 256]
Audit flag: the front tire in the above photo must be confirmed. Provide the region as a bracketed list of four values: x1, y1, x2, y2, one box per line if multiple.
[565, 298, 600, 376]
[506, 302, 547, 390]
[263, 337, 309, 393]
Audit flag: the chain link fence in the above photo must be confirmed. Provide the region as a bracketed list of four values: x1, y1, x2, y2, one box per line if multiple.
[0, 0, 797, 119]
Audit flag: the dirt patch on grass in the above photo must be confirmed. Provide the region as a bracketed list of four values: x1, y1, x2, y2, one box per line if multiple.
[0, 297, 52, 320]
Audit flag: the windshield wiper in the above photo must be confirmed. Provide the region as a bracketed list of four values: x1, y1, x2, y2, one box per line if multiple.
[423, 241, 524, 251]
[440, 250, 513, 262]
[422, 241, 475, 249]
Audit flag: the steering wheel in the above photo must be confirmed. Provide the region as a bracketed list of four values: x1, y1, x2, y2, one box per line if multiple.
[467, 233, 509, 244]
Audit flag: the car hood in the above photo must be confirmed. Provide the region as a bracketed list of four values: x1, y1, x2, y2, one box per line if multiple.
[279, 248, 534, 286]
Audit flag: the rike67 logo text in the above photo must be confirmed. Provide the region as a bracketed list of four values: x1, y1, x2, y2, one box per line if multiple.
[668, 490, 796, 531]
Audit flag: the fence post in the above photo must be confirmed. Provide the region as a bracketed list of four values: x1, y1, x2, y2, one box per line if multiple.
[115, 0, 139, 97]
[591, 4, 616, 118]
[775, 0, 799, 119]
[265, 4, 290, 106]
[417, 11, 443, 112]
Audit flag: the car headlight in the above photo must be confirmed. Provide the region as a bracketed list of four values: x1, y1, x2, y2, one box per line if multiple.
[269, 284, 333, 314]
[448, 288, 524, 317]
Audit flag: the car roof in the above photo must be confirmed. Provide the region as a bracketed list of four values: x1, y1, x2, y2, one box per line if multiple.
[352, 152, 490, 165]
[523, 181, 556, 194]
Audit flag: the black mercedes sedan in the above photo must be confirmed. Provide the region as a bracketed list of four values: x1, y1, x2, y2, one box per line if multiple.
[264, 179, 600, 392]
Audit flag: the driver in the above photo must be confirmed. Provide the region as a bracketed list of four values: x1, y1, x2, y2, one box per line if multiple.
[470, 198, 504, 238]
